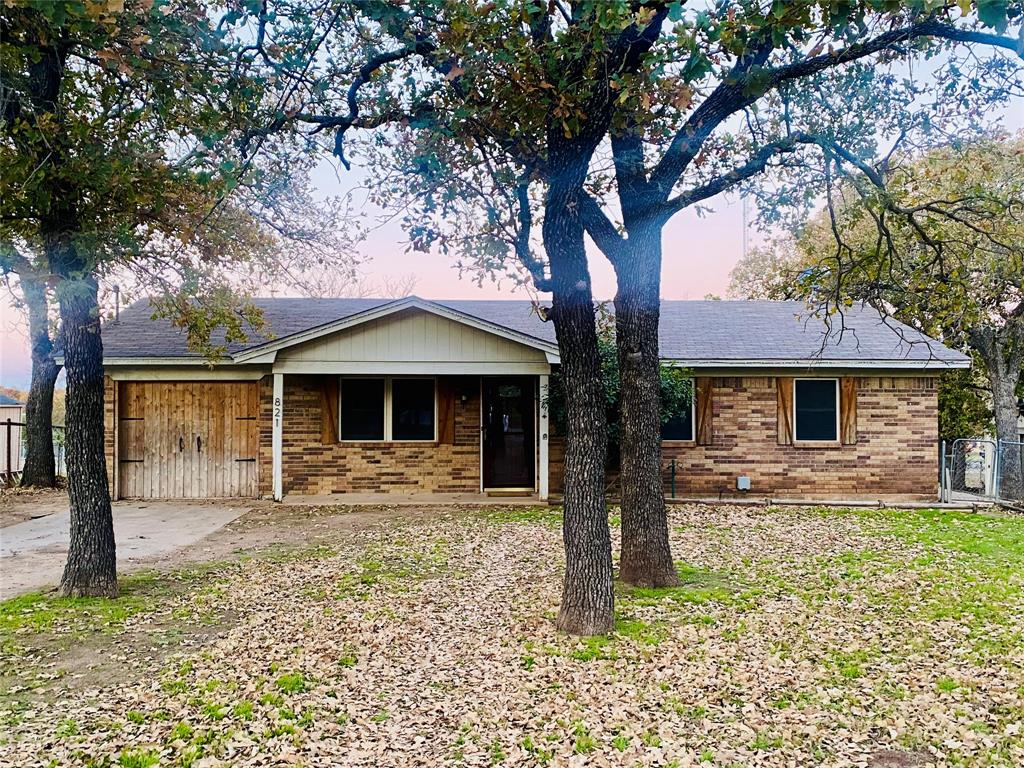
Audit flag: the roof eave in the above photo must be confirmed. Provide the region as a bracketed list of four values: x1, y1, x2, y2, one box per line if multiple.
[230, 296, 560, 363]
[663, 358, 971, 370]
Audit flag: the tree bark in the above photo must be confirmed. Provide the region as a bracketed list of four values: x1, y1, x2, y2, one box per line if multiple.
[969, 322, 1023, 501]
[612, 228, 680, 587]
[18, 272, 59, 488]
[992, 372, 1023, 500]
[544, 183, 614, 637]
[50, 235, 117, 598]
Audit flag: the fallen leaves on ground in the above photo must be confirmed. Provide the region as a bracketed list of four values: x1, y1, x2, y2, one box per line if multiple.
[1, 504, 1022, 767]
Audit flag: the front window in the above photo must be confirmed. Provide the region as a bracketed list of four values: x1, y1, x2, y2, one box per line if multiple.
[340, 378, 385, 440]
[794, 379, 839, 442]
[392, 378, 436, 441]
[339, 377, 436, 442]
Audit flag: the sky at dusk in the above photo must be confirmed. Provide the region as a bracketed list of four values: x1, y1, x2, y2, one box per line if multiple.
[2, 96, 1020, 391]
[0, 172, 748, 390]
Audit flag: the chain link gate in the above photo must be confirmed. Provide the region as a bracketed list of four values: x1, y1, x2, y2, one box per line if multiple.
[941, 438, 1024, 504]
[996, 439, 1024, 503]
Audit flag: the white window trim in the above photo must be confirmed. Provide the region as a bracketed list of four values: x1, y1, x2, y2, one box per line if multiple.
[793, 377, 840, 443]
[661, 387, 697, 443]
[338, 375, 438, 443]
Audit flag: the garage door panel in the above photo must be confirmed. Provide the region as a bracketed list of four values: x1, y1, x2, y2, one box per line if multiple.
[117, 381, 258, 499]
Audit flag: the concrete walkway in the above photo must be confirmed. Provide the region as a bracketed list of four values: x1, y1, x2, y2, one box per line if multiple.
[281, 492, 545, 506]
[0, 501, 248, 599]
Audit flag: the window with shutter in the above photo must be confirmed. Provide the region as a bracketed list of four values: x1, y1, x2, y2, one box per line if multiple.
[793, 379, 839, 442]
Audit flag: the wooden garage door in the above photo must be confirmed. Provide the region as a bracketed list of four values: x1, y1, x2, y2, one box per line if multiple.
[118, 382, 258, 499]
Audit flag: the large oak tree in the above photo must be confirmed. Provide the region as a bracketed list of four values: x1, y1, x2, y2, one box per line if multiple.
[244, 0, 1024, 633]
[1, 0, 357, 596]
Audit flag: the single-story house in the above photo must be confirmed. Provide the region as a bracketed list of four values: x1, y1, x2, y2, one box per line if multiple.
[94, 296, 969, 502]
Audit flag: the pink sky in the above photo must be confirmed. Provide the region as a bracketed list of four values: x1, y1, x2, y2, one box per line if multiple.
[0, 196, 746, 390]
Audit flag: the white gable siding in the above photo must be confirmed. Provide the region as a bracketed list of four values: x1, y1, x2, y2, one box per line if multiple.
[277, 308, 548, 364]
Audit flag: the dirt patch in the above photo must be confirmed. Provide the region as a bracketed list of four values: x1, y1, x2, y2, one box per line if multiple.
[0, 503, 456, 707]
[868, 749, 931, 767]
[135, 502, 472, 572]
[0, 487, 67, 528]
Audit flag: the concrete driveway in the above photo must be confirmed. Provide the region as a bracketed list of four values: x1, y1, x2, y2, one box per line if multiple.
[0, 501, 248, 599]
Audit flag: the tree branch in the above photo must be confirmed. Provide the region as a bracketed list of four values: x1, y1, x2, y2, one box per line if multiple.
[660, 132, 820, 219]
[650, 17, 1024, 205]
[576, 191, 626, 261]
[512, 173, 551, 292]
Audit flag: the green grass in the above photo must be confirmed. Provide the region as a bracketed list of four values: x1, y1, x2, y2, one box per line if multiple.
[117, 749, 159, 768]
[936, 677, 959, 694]
[812, 507, 1024, 659]
[572, 722, 596, 754]
[0, 573, 163, 638]
[813, 507, 1024, 572]
[480, 506, 563, 526]
[168, 721, 193, 741]
[0, 563, 241, 664]
[618, 562, 738, 607]
[275, 672, 307, 694]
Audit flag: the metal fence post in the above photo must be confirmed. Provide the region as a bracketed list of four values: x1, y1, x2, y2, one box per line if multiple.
[994, 440, 1003, 503]
[939, 440, 946, 503]
[5, 418, 10, 484]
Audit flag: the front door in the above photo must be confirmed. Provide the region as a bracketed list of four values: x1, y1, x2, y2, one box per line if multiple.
[482, 377, 535, 489]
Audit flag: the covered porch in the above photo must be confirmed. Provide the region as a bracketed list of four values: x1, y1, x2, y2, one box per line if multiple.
[249, 299, 562, 503]
[264, 371, 555, 502]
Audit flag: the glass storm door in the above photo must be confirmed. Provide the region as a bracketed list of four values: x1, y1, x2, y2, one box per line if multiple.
[482, 377, 535, 489]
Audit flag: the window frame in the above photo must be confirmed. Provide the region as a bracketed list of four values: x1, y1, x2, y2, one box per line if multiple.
[338, 375, 437, 443]
[660, 386, 697, 444]
[792, 377, 840, 444]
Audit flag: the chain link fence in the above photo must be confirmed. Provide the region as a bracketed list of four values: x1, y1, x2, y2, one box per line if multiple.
[1, 420, 66, 487]
[942, 438, 1024, 504]
[997, 439, 1024, 502]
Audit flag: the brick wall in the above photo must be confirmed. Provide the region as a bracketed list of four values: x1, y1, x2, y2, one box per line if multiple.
[548, 435, 565, 494]
[104, 372, 938, 500]
[104, 376, 116, 494]
[258, 374, 483, 495]
[659, 375, 938, 500]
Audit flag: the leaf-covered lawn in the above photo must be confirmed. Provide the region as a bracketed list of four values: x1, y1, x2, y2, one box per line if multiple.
[1, 505, 1023, 767]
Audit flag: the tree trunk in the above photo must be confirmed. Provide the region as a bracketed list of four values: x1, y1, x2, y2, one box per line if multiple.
[18, 273, 59, 488]
[544, 185, 614, 637]
[969, 323, 1023, 501]
[613, 230, 679, 587]
[992, 371, 1023, 500]
[50, 236, 117, 598]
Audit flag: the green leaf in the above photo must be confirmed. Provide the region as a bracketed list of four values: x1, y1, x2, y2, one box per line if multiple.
[976, 0, 1009, 32]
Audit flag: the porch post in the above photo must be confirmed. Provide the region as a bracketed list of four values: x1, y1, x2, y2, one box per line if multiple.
[539, 373, 550, 501]
[272, 372, 284, 501]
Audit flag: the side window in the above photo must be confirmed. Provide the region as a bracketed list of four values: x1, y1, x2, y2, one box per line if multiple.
[340, 378, 385, 440]
[794, 379, 838, 442]
[660, 401, 694, 441]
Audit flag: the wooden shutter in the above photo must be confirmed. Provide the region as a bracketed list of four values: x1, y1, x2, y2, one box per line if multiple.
[695, 377, 714, 445]
[776, 377, 794, 445]
[320, 377, 339, 444]
[840, 377, 858, 445]
[437, 378, 456, 444]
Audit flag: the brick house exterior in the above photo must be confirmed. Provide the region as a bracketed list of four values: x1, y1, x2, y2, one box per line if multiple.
[660, 375, 937, 499]
[97, 297, 967, 502]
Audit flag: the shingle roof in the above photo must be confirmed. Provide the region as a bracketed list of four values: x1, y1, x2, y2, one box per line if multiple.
[0, 394, 24, 406]
[99, 297, 968, 367]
